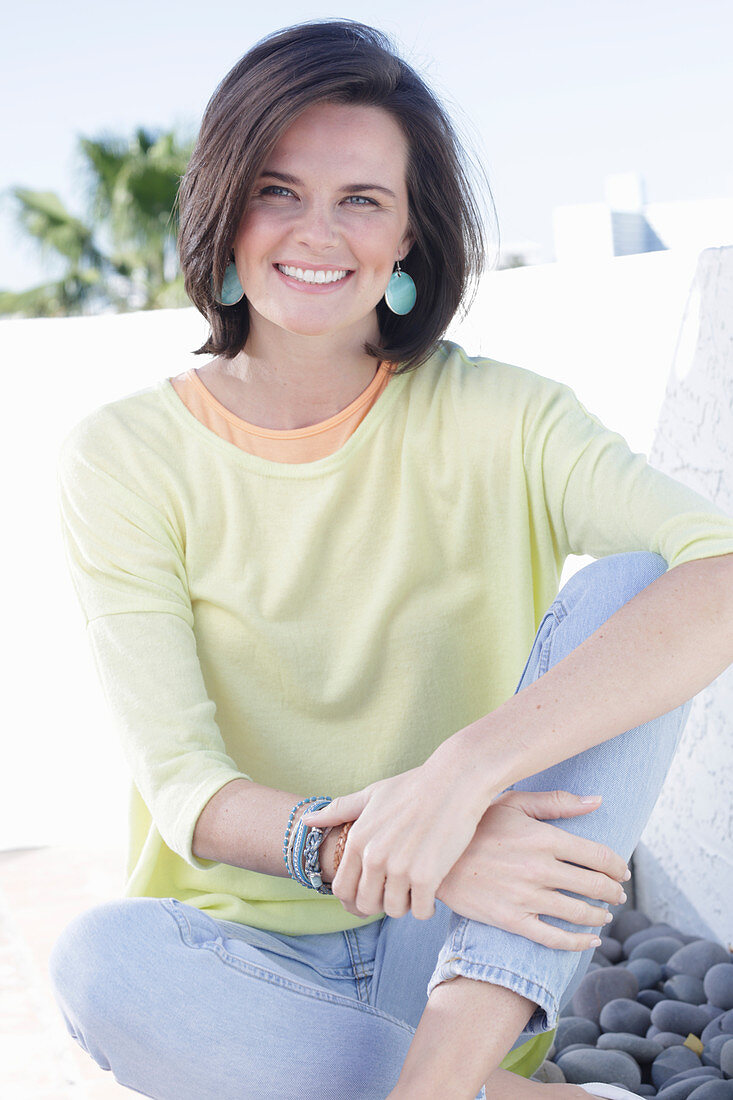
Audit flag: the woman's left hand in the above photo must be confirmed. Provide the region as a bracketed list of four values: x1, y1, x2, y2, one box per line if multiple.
[300, 758, 490, 920]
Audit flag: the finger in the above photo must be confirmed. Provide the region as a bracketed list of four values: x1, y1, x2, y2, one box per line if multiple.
[301, 794, 364, 828]
[553, 861, 629, 907]
[502, 789, 603, 820]
[353, 841, 390, 916]
[355, 867, 388, 918]
[554, 830, 629, 883]
[539, 889, 613, 930]
[520, 915, 604, 953]
[382, 873, 411, 919]
[409, 877, 437, 922]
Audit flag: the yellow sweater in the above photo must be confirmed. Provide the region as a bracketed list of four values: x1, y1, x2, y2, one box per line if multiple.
[57, 341, 733, 934]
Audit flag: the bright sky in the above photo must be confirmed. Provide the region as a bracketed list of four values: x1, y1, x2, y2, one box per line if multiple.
[2, 0, 731, 290]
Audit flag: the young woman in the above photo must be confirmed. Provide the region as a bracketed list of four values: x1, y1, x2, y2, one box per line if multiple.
[50, 20, 733, 1100]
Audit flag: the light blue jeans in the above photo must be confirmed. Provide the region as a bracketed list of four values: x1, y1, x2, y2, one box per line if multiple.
[49, 552, 691, 1099]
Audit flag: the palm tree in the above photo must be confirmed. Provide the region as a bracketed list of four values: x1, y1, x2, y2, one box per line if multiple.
[0, 189, 109, 316]
[0, 127, 194, 317]
[81, 128, 193, 308]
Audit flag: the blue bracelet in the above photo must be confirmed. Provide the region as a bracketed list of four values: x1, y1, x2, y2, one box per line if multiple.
[283, 797, 324, 882]
[285, 798, 332, 892]
[283, 797, 333, 893]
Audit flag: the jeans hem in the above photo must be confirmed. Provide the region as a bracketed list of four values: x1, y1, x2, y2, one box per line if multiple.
[426, 958, 558, 1037]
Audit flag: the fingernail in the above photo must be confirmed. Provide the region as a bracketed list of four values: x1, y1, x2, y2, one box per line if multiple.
[580, 795, 602, 803]
[623, 868, 632, 881]
[619, 891, 628, 904]
[591, 937, 602, 947]
[604, 912, 613, 924]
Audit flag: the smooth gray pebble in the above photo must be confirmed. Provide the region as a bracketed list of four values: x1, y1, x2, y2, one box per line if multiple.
[651, 1030, 688, 1049]
[597, 936, 625, 965]
[631, 937, 690, 966]
[658, 1080, 722, 1100]
[557, 1046, 642, 1089]
[667, 942, 732, 981]
[703, 1034, 732, 1069]
[597, 1030, 663, 1062]
[658, 1072, 723, 1100]
[664, 975, 708, 1005]
[613, 908, 652, 943]
[686, 1080, 733, 1098]
[652, 1047, 704, 1089]
[555, 1016, 602, 1053]
[624, 925, 682, 955]
[705, 966, 733, 1012]
[719, 1037, 733, 1077]
[601, 997, 653, 1037]
[628, 957, 666, 989]
[652, 999, 711, 1037]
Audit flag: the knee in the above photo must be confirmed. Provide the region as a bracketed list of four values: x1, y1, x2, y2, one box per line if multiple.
[49, 898, 160, 1038]
[570, 551, 667, 617]
[49, 902, 118, 1027]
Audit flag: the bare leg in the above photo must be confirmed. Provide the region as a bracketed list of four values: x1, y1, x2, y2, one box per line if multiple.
[483, 1072, 594, 1098]
[386, 977, 594, 1100]
[387, 977, 534, 1099]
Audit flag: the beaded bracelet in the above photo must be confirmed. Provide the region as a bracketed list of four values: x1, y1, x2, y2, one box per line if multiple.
[287, 805, 330, 889]
[289, 809, 333, 895]
[284, 797, 328, 885]
[283, 796, 334, 894]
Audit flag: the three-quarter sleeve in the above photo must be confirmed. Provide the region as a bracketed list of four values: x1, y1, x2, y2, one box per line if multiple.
[57, 425, 249, 868]
[524, 379, 733, 568]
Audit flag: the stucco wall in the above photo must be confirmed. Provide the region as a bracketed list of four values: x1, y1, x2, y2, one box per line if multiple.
[633, 247, 733, 947]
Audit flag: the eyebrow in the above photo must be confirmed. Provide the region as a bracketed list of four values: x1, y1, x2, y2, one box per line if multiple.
[259, 170, 396, 198]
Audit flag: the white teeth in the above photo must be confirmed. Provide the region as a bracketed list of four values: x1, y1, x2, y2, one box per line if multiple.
[278, 265, 349, 284]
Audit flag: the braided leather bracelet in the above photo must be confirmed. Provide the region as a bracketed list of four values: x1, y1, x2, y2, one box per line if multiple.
[332, 821, 353, 877]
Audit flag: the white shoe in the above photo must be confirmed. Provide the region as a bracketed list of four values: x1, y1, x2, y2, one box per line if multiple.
[578, 1086, 642, 1099]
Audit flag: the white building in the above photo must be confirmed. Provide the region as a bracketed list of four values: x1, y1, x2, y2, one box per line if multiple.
[553, 172, 733, 263]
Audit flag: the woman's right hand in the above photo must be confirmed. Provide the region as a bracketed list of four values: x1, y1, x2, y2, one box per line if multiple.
[435, 789, 629, 951]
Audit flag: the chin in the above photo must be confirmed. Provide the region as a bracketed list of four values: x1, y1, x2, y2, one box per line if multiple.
[274, 313, 353, 339]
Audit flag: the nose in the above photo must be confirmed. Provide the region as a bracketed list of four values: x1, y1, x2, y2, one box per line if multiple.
[293, 200, 339, 252]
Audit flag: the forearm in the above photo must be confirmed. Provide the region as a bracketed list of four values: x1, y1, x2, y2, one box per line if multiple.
[434, 553, 733, 806]
[192, 778, 340, 884]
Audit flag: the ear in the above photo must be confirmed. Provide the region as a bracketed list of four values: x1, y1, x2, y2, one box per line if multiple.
[397, 228, 415, 262]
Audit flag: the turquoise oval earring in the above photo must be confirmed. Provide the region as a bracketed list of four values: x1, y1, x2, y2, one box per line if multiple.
[212, 257, 245, 306]
[384, 260, 416, 315]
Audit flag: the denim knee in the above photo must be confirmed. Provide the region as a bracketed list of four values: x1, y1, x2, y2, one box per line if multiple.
[563, 551, 667, 617]
[49, 897, 162, 1051]
[49, 902, 118, 1027]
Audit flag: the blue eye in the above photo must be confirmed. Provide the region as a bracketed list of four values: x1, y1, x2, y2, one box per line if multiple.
[345, 195, 377, 206]
[260, 186, 293, 198]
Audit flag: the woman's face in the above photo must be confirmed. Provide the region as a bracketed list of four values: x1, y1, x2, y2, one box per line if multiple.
[232, 101, 414, 346]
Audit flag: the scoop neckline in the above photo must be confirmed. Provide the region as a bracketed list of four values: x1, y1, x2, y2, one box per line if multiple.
[186, 360, 392, 439]
[156, 360, 411, 479]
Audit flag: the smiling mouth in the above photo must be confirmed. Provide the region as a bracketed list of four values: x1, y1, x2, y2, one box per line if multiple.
[275, 264, 352, 285]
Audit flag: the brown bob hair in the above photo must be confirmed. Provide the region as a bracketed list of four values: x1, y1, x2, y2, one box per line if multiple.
[177, 19, 493, 374]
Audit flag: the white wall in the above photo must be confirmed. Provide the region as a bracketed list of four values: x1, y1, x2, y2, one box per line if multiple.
[3, 248, 728, 948]
[447, 247, 705, 456]
[634, 248, 733, 946]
